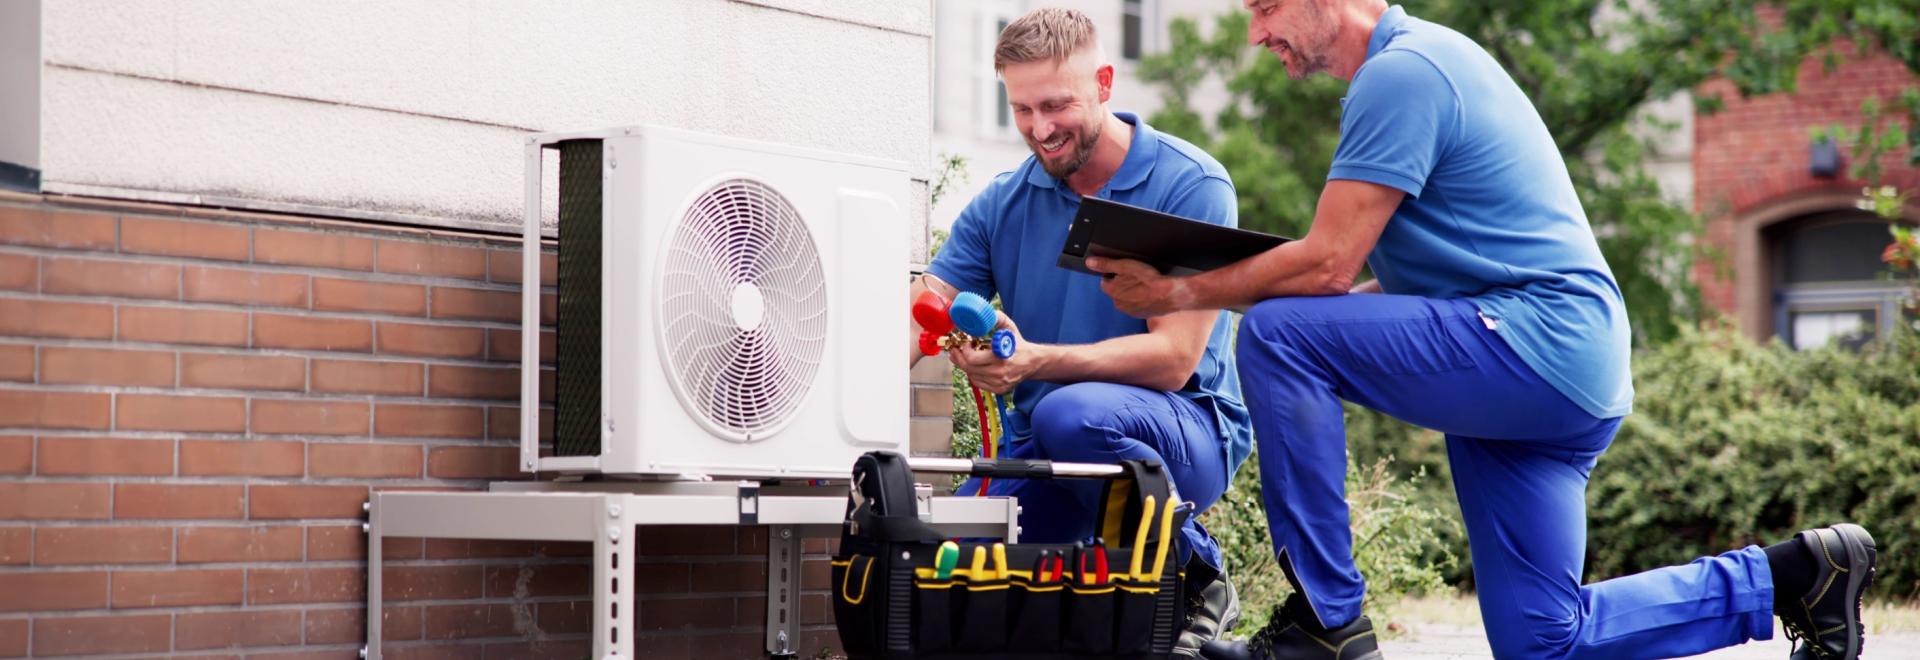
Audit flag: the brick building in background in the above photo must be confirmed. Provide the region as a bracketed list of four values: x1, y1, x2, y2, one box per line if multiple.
[1693, 49, 1920, 347]
[0, 2, 951, 659]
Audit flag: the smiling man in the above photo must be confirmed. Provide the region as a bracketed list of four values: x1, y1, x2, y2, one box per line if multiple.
[907, 8, 1254, 656]
[1091, 1, 1878, 659]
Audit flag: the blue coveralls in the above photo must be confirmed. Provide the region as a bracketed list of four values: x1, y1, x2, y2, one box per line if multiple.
[1243, 7, 1775, 658]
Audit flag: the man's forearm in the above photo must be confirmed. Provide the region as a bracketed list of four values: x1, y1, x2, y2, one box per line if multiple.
[1184, 241, 1350, 310]
[1026, 333, 1200, 393]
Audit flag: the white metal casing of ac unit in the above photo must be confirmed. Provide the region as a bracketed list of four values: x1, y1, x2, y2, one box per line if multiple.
[520, 125, 909, 479]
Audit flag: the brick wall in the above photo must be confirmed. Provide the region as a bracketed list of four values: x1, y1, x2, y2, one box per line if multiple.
[0, 192, 957, 659]
[1692, 47, 1920, 331]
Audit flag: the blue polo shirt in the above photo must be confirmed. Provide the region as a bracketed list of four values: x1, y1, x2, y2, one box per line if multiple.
[1329, 6, 1633, 418]
[927, 112, 1255, 479]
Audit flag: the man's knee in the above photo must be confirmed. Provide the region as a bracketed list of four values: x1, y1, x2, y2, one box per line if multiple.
[1029, 383, 1122, 457]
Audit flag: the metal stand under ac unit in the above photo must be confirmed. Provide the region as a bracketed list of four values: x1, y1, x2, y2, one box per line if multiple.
[360, 479, 1020, 660]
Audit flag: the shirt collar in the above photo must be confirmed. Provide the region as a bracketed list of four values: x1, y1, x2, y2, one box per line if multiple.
[1366, 5, 1408, 61]
[1024, 112, 1159, 194]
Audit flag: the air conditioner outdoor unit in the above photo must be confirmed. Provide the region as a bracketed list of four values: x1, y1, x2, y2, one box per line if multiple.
[518, 126, 910, 479]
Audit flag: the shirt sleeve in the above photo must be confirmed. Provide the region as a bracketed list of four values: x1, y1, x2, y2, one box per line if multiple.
[1164, 175, 1239, 230]
[924, 184, 998, 299]
[1327, 49, 1459, 198]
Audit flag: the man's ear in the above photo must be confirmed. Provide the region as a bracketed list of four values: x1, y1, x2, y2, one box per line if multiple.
[1096, 63, 1114, 103]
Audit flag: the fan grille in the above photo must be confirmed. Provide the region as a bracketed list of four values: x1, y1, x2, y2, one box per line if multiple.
[660, 179, 827, 442]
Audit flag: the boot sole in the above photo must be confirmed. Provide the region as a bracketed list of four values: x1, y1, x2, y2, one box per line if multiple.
[1832, 523, 1876, 660]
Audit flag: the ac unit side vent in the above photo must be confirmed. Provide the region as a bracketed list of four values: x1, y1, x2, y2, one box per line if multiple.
[555, 140, 603, 457]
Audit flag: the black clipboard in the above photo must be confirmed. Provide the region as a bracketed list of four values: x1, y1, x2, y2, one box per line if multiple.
[1056, 197, 1292, 277]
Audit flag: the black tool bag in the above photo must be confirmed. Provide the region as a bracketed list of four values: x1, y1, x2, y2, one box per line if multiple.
[831, 451, 1190, 660]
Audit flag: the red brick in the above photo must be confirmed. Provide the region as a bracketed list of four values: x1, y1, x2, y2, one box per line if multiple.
[252, 399, 369, 436]
[34, 526, 173, 564]
[0, 571, 108, 612]
[0, 298, 114, 340]
[30, 613, 170, 656]
[640, 525, 738, 556]
[486, 406, 553, 442]
[308, 607, 419, 645]
[112, 568, 243, 608]
[255, 313, 373, 352]
[0, 206, 116, 250]
[175, 609, 304, 650]
[0, 344, 30, 383]
[424, 603, 518, 640]
[0, 389, 110, 429]
[375, 404, 484, 439]
[428, 364, 518, 400]
[427, 446, 523, 480]
[636, 562, 690, 593]
[0, 527, 28, 564]
[0, 483, 110, 520]
[485, 328, 556, 364]
[307, 525, 370, 562]
[540, 293, 554, 325]
[250, 484, 368, 520]
[311, 359, 423, 396]
[377, 240, 488, 280]
[41, 256, 180, 299]
[309, 442, 422, 478]
[313, 278, 428, 316]
[0, 252, 36, 291]
[255, 228, 375, 271]
[637, 596, 735, 631]
[248, 567, 365, 605]
[383, 565, 484, 601]
[0, 618, 22, 657]
[118, 393, 246, 432]
[115, 483, 246, 520]
[422, 538, 560, 560]
[119, 304, 250, 347]
[251, 651, 365, 660]
[304, 607, 362, 644]
[430, 287, 519, 322]
[39, 346, 175, 387]
[487, 248, 558, 285]
[0, 436, 26, 474]
[376, 322, 485, 359]
[183, 265, 309, 308]
[180, 353, 306, 391]
[180, 439, 305, 476]
[121, 216, 250, 261]
[36, 436, 173, 476]
[483, 564, 590, 598]
[690, 559, 766, 593]
[535, 600, 593, 635]
[178, 526, 304, 563]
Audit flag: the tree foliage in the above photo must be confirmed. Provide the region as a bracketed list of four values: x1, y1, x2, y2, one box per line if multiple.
[1137, 0, 1920, 345]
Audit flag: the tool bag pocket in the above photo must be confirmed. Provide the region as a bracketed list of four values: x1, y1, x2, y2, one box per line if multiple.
[831, 451, 1188, 659]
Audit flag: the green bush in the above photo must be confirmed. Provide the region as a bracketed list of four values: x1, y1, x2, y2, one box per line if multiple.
[1587, 325, 1920, 596]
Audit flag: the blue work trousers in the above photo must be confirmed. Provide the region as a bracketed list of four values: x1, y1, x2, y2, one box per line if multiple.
[1236, 294, 1774, 659]
[958, 382, 1229, 571]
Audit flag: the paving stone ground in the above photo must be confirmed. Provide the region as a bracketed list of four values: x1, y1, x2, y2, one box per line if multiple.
[1380, 621, 1920, 659]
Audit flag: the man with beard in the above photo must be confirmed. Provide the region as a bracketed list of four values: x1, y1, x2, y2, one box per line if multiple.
[1094, 1, 1878, 659]
[908, 8, 1254, 656]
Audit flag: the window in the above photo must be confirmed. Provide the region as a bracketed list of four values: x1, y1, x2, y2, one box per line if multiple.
[996, 19, 1011, 131]
[1768, 210, 1914, 350]
[973, 7, 1018, 140]
[1122, 0, 1145, 61]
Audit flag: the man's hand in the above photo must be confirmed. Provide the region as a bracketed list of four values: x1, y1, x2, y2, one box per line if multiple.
[948, 312, 1043, 395]
[1087, 256, 1195, 318]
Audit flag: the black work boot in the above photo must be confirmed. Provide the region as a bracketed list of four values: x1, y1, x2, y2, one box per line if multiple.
[1174, 557, 1242, 658]
[1201, 592, 1381, 660]
[1778, 523, 1877, 660]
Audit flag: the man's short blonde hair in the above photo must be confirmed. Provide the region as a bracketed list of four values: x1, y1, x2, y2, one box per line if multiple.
[993, 8, 1099, 72]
